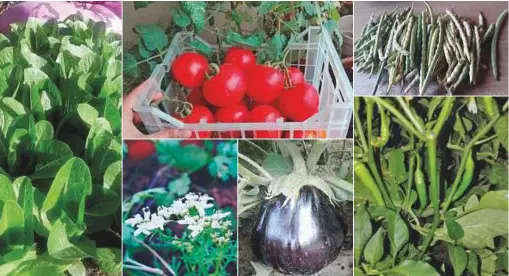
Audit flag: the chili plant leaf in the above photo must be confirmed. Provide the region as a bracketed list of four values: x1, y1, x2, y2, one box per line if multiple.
[435, 208, 508, 249]
[447, 244, 468, 276]
[354, 203, 372, 264]
[466, 251, 480, 276]
[386, 211, 409, 259]
[387, 260, 440, 275]
[445, 218, 465, 240]
[364, 227, 384, 264]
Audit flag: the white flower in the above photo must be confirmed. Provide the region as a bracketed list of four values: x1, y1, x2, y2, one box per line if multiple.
[125, 214, 143, 226]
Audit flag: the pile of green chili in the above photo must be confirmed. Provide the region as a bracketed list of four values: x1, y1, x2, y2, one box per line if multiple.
[355, 3, 508, 95]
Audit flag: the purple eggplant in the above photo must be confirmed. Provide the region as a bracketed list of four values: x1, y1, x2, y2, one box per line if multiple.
[251, 186, 344, 275]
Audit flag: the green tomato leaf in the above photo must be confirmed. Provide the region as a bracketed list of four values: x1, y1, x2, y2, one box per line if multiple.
[135, 24, 168, 51]
[188, 39, 214, 59]
[123, 52, 140, 79]
[170, 7, 192, 29]
[258, 2, 277, 15]
[225, 30, 263, 48]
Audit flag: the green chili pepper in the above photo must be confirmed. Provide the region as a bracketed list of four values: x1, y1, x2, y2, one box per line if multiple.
[452, 152, 474, 201]
[426, 133, 439, 210]
[354, 160, 386, 207]
[371, 105, 390, 148]
[492, 9, 508, 81]
[414, 154, 428, 211]
[483, 97, 498, 118]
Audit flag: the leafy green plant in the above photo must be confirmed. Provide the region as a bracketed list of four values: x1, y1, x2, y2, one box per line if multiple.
[123, 1, 348, 93]
[0, 14, 122, 275]
[354, 97, 508, 275]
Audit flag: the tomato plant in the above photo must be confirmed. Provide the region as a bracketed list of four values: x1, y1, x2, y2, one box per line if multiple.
[171, 52, 209, 88]
[203, 63, 247, 107]
[354, 97, 508, 276]
[248, 105, 284, 138]
[246, 65, 285, 104]
[278, 83, 320, 121]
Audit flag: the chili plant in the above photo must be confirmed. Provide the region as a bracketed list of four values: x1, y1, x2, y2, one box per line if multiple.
[238, 140, 353, 275]
[0, 14, 122, 275]
[123, 140, 237, 276]
[354, 97, 508, 275]
[123, 1, 348, 93]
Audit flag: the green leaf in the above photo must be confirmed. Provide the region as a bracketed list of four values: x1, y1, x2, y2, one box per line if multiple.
[134, 1, 154, 9]
[0, 200, 24, 245]
[34, 120, 54, 147]
[12, 177, 34, 248]
[103, 161, 121, 192]
[448, 244, 468, 276]
[188, 39, 213, 59]
[384, 149, 407, 185]
[262, 153, 290, 178]
[258, 2, 277, 15]
[302, 1, 317, 16]
[386, 260, 440, 276]
[0, 247, 37, 275]
[435, 208, 508, 249]
[138, 39, 152, 58]
[486, 163, 508, 187]
[41, 157, 92, 228]
[364, 227, 384, 264]
[386, 211, 409, 259]
[86, 185, 120, 217]
[31, 140, 73, 180]
[94, 248, 121, 275]
[477, 190, 508, 210]
[168, 174, 191, 197]
[445, 218, 465, 240]
[494, 113, 508, 150]
[135, 24, 169, 51]
[47, 219, 95, 260]
[157, 143, 211, 171]
[123, 52, 140, 79]
[67, 261, 86, 276]
[225, 30, 263, 48]
[479, 249, 497, 276]
[466, 251, 480, 276]
[181, 1, 207, 31]
[170, 7, 192, 29]
[354, 203, 372, 264]
[0, 175, 16, 212]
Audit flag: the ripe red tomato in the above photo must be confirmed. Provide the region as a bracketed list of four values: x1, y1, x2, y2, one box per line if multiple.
[285, 67, 305, 87]
[127, 141, 155, 160]
[171, 53, 209, 88]
[203, 64, 247, 107]
[278, 83, 319, 121]
[249, 105, 283, 138]
[175, 105, 215, 138]
[283, 130, 327, 139]
[224, 47, 256, 73]
[216, 104, 249, 138]
[187, 87, 207, 105]
[246, 65, 284, 104]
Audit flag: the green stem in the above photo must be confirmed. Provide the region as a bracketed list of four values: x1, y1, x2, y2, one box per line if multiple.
[404, 152, 416, 209]
[354, 108, 369, 153]
[136, 49, 169, 65]
[433, 97, 455, 134]
[396, 97, 425, 134]
[238, 153, 273, 180]
[372, 98, 427, 140]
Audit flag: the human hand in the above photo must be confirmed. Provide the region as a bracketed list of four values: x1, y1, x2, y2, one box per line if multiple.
[122, 79, 192, 139]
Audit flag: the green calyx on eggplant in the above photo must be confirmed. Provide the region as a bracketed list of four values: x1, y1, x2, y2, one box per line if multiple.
[251, 185, 345, 275]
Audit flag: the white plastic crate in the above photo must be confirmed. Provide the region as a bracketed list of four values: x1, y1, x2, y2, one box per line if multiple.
[133, 26, 353, 138]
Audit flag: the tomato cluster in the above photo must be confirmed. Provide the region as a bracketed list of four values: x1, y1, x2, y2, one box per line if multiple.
[170, 48, 324, 138]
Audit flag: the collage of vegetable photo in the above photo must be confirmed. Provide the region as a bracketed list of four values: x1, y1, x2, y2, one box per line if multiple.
[0, 1, 508, 276]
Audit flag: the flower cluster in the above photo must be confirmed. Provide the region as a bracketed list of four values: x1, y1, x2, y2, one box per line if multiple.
[125, 192, 232, 240]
